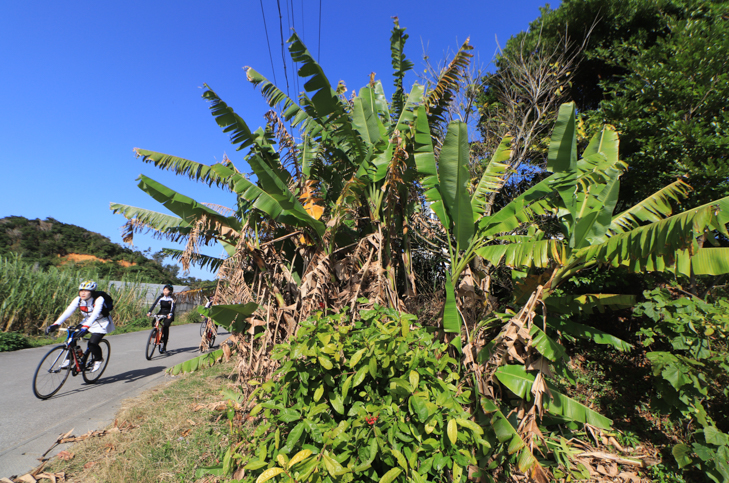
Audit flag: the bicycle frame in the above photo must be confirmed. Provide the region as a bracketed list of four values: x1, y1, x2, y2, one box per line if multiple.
[58, 326, 88, 373]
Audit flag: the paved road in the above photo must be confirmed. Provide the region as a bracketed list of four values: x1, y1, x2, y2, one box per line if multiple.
[0, 323, 226, 479]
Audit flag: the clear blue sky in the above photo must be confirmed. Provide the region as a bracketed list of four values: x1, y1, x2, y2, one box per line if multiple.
[0, 0, 555, 281]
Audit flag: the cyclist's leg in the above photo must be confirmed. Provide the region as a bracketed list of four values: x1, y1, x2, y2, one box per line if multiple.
[161, 318, 173, 349]
[87, 333, 104, 363]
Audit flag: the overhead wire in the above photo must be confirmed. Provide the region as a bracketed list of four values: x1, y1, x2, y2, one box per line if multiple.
[259, 0, 278, 87]
[276, 0, 291, 97]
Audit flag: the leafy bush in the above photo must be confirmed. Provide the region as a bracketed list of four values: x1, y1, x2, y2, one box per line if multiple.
[634, 289, 729, 482]
[0, 331, 31, 352]
[230, 306, 490, 483]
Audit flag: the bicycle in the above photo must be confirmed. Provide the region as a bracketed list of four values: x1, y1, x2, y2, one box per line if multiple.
[32, 325, 111, 400]
[146, 314, 168, 360]
[200, 317, 216, 352]
[199, 314, 208, 337]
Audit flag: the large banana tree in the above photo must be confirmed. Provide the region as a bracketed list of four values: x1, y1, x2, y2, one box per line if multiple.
[111, 21, 477, 356]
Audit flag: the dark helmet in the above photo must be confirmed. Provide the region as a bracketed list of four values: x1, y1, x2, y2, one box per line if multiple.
[163, 284, 174, 292]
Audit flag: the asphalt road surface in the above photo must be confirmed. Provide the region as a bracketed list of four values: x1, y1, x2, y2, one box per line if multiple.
[0, 322, 226, 479]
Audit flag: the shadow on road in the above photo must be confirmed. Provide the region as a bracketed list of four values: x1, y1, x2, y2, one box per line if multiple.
[146, 345, 200, 359]
[39, 366, 167, 401]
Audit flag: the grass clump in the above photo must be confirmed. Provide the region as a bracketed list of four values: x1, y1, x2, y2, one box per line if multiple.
[45, 359, 248, 482]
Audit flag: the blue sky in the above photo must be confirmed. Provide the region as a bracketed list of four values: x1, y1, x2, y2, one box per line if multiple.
[0, 0, 554, 281]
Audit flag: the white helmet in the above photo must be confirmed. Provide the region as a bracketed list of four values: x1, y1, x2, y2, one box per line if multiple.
[79, 280, 97, 291]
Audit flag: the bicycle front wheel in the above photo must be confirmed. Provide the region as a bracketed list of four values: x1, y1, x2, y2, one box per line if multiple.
[199, 318, 207, 336]
[82, 339, 110, 384]
[145, 328, 158, 360]
[33, 345, 71, 400]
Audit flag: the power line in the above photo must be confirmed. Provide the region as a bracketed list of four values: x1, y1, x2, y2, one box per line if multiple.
[259, 0, 278, 87]
[318, 0, 322, 62]
[276, 0, 291, 97]
[288, 0, 300, 98]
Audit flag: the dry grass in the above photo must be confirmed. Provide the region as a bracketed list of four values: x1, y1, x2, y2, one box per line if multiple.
[44, 359, 248, 483]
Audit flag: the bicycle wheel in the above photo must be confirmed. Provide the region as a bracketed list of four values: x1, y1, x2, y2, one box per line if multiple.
[199, 318, 207, 336]
[33, 345, 71, 400]
[82, 339, 110, 384]
[145, 328, 158, 360]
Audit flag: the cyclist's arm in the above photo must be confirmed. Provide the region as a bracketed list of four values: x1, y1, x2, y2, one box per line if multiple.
[52, 297, 81, 327]
[148, 294, 162, 314]
[169, 297, 176, 318]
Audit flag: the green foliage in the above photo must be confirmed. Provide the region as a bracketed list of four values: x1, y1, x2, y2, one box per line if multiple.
[0, 331, 31, 352]
[0, 254, 149, 334]
[634, 289, 729, 482]
[0, 216, 187, 283]
[232, 306, 490, 483]
[490, 0, 729, 208]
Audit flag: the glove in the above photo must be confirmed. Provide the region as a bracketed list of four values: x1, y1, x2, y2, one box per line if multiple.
[45, 325, 58, 335]
[77, 326, 89, 337]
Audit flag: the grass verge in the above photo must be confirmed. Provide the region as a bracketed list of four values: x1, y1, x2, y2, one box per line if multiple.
[43, 358, 246, 483]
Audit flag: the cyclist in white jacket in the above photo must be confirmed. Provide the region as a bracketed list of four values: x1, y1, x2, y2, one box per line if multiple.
[46, 280, 115, 372]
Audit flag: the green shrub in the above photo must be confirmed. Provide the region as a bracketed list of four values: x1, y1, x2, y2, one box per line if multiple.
[228, 306, 490, 482]
[634, 289, 729, 482]
[0, 332, 31, 352]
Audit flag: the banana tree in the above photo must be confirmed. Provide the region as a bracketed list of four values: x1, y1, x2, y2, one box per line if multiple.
[111, 19, 478, 327]
[476, 101, 729, 310]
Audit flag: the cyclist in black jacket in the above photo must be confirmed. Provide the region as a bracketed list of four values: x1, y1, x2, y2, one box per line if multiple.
[147, 284, 175, 354]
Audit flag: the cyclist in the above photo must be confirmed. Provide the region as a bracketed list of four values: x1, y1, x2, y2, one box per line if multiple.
[203, 295, 219, 331]
[45, 280, 115, 372]
[147, 284, 176, 354]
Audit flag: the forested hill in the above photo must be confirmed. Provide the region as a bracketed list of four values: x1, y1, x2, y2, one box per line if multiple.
[0, 216, 186, 283]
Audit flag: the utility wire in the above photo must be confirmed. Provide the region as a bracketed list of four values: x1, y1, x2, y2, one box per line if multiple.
[259, 0, 278, 86]
[276, 0, 291, 97]
[288, 0, 300, 97]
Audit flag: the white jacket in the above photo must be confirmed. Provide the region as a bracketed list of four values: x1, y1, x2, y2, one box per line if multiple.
[53, 296, 116, 334]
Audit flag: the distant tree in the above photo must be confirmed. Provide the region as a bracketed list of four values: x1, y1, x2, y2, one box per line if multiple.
[483, 0, 729, 209]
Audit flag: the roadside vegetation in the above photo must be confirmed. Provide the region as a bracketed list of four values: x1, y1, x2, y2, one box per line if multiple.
[0, 254, 204, 349]
[17, 1, 729, 482]
[43, 358, 246, 483]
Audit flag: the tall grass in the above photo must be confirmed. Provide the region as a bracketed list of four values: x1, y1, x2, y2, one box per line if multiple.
[0, 254, 148, 334]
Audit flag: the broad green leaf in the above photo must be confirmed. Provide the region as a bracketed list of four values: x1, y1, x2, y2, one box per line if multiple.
[409, 370, 420, 389]
[322, 451, 349, 476]
[330, 392, 345, 415]
[203, 85, 258, 151]
[471, 136, 513, 217]
[546, 387, 613, 429]
[456, 418, 484, 435]
[439, 121, 474, 247]
[318, 356, 333, 370]
[289, 449, 313, 468]
[547, 102, 577, 173]
[342, 375, 353, 401]
[547, 316, 633, 351]
[133, 149, 236, 189]
[244, 460, 268, 470]
[609, 180, 692, 235]
[391, 448, 408, 470]
[673, 444, 693, 469]
[314, 385, 324, 402]
[410, 395, 429, 422]
[379, 467, 402, 483]
[353, 365, 368, 388]
[197, 303, 259, 331]
[256, 467, 285, 483]
[349, 348, 366, 368]
[443, 273, 461, 334]
[447, 419, 458, 444]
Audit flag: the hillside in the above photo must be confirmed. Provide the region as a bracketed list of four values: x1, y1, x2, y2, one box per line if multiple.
[0, 216, 187, 284]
